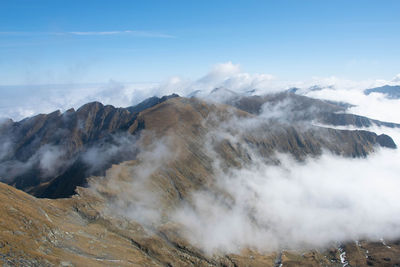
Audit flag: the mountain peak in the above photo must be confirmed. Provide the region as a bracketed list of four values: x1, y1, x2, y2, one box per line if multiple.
[77, 101, 104, 112]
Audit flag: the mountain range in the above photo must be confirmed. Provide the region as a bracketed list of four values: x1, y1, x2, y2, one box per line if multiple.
[0, 91, 399, 266]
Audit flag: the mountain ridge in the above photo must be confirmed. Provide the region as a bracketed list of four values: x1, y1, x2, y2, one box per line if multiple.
[0, 92, 400, 266]
[0, 94, 396, 199]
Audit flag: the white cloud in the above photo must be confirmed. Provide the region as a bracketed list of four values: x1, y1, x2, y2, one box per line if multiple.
[156, 62, 276, 98]
[90, 112, 400, 254]
[392, 73, 400, 83]
[0, 82, 157, 120]
[168, 120, 400, 254]
[0, 62, 274, 120]
[1, 62, 398, 125]
[68, 30, 174, 38]
[0, 30, 174, 38]
[304, 86, 400, 123]
[68, 31, 126, 36]
[17, 62, 389, 254]
[2, 61, 400, 254]
[173, 142, 400, 253]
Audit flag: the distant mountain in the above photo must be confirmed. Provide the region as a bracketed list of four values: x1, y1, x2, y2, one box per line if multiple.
[187, 87, 239, 101]
[286, 87, 300, 93]
[209, 87, 238, 99]
[364, 85, 400, 99]
[225, 92, 400, 129]
[285, 85, 335, 95]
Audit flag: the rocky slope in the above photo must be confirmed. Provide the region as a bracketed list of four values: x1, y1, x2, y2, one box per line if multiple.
[1, 95, 399, 266]
[2, 181, 399, 267]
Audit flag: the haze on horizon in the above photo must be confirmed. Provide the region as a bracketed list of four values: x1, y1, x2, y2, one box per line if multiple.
[1, 0, 400, 122]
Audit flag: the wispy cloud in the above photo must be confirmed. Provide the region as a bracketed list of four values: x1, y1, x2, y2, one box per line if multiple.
[0, 30, 174, 38]
[67, 30, 174, 38]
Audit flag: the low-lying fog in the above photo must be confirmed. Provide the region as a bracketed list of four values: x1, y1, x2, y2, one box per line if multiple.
[2, 62, 400, 254]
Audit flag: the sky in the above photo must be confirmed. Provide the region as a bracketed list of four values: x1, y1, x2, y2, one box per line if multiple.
[0, 0, 400, 86]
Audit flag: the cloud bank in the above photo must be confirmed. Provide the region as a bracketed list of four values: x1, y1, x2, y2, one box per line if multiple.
[86, 98, 400, 255]
[92, 120, 400, 255]
[1, 62, 399, 123]
[173, 134, 400, 253]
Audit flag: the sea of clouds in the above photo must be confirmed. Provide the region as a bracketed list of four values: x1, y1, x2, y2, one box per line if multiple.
[2, 62, 400, 254]
[1, 62, 399, 123]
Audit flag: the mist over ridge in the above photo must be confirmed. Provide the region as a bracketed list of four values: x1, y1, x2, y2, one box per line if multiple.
[2, 62, 400, 123]
[0, 66, 400, 265]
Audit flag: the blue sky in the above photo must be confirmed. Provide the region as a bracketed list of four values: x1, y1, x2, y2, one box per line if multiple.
[0, 0, 399, 85]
